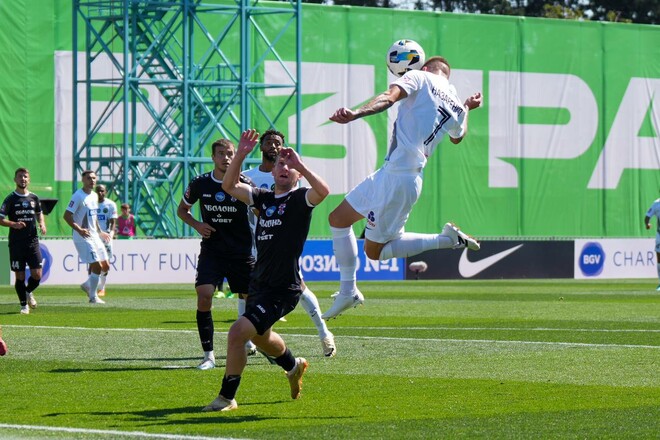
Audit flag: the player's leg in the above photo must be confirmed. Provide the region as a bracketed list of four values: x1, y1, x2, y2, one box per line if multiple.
[202, 316, 257, 412]
[195, 283, 216, 370]
[298, 283, 335, 357]
[227, 257, 258, 355]
[655, 246, 660, 292]
[97, 242, 112, 297]
[25, 242, 43, 309]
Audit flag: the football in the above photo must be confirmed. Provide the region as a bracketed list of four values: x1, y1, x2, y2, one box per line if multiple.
[386, 39, 426, 77]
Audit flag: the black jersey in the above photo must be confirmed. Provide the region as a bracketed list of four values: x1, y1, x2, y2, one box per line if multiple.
[0, 192, 42, 245]
[249, 187, 314, 295]
[182, 172, 253, 258]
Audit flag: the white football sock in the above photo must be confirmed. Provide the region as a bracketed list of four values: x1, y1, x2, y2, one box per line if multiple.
[97, 272, 108, 292]
[204, 350, 215, 362]
[379, 233, 453, 260]
[331, 226, 358, 295]
[87, 273, 100, 299]
[237, 298, 246, 317]
[299, 287, 330, 338]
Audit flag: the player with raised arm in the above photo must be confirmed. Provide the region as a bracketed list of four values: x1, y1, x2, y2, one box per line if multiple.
[177, 138, 257, 370]
[203, 129, 330, 412]
[244, 129, 336, 357]
[324, 56, 483, 319]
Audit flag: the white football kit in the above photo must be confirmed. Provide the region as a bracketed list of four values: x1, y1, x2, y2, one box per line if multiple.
[646, 198, 660, 252]
[346, 69, 467, 243]
[66, 189, 108, 264]
[97, 199, 118, 258]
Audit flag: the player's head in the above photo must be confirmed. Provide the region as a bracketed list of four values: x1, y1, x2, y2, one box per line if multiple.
[95, 184, 107, 202]
[81, 170, 97, 192]
[272, 148, 301, 191]
[14, 168, 30, 189]
[259, 129, 284, 163]
[211, 139, 235, 172]
[121, 203, 131, 214]
[422, 56, 451, 78]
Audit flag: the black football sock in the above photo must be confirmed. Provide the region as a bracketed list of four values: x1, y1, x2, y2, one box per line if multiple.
[196, 310, 214, 352]
[220, 374, 242, 400]
[15, 280, 27, 306]
[274, 347, 296, 372]
[26, 276, 40, 294]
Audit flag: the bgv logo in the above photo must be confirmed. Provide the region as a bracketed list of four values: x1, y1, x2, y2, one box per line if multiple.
[579, 242, 605, 276]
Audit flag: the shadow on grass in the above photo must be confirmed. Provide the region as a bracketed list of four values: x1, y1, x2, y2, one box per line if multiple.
[49, 364, 227, 373]
[103, 357, 202, 361]
[42, 404, 284, 424]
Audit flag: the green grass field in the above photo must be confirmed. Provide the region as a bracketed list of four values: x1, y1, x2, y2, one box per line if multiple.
[1, 280, 659, 439]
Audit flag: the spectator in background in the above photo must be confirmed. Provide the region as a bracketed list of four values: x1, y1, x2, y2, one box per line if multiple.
[117, 203, 136, 239]
[87, 184, 117, 297]
[0, 168, 47, 314]
[644, 196, 660, 291]
[63, 170, 110, 304]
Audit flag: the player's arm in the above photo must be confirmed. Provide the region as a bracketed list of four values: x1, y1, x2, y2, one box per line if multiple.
[107, 217, 116, 238]
[280, 147, 330, 206]
[222, 129, 260, 205]
[38, 211, 46, 235]
[645, 215, 652, 230]
[63, 209, 90, 238]
[329, 84, 407, 124]
[96, 218, 111, 243]
[177, 200, 215, 239]
[449, 92, 483, 145]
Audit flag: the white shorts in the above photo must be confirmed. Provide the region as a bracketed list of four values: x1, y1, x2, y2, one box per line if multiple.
[74, 235, 109, 264]
[345, 165, 422, 244]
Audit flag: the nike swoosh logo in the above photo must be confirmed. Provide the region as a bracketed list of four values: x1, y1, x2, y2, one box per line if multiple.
[458, 244, 524, 278]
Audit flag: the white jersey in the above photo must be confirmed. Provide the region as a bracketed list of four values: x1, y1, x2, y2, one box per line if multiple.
[97, 199, 118, 233]
[387, 70, 467, 172]
[646, 198, 660, 241]
[66, 189, 101, 240]
[243, 166, 275, 233]
[243, 166, 274, 191]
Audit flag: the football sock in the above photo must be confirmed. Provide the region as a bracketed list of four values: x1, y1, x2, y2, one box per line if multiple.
[274, 347, 296, 372]
[220, 375, 241, 400]
[26, 276, 40, 294]
[97, 272, 108, 292]
[203, 350, 215, 363]
[379, 233, 453, 260]
[87, 273, 100, 299]
[237, 298, 246, 317]
[299, 287, 330, 338]
[196, 310, 214, 352]
[15, 280, 27, 306]
[330, 226, 358, 295]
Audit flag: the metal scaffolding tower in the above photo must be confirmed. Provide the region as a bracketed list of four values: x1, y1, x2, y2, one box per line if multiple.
[73, 0, 301, 237]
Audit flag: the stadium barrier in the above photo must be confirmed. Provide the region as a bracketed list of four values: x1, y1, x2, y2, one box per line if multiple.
[2, 238, 655, 284]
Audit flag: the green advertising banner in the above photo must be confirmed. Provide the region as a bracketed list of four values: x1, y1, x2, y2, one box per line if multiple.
[0, 1, 658, 239]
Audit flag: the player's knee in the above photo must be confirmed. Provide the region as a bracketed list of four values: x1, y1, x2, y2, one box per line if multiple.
[364, 247, 381, 260]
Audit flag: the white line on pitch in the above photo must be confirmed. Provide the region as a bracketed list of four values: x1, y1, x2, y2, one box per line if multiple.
[0, 423, 244, 440]
[4, 324, 659, 349]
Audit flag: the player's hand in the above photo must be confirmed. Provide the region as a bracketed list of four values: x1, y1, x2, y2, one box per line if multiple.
[40, 224, 47, 235]
[646, 224, 651, 230]
[100, 231, 111, 243]
[279, 147, 303, 170]
[195, 222, 216, 239]
[78, 228, 91, 238]
[11, 222, 26, 230]
[465, 92, 483, 110]
[329, 107, 357, 124]
[237, 129, 260, 156]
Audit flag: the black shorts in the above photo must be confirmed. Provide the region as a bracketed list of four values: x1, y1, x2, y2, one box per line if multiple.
[195, 245, 254, 294]
[244, 291, 301, 335]
[9, 241, 42, 272]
